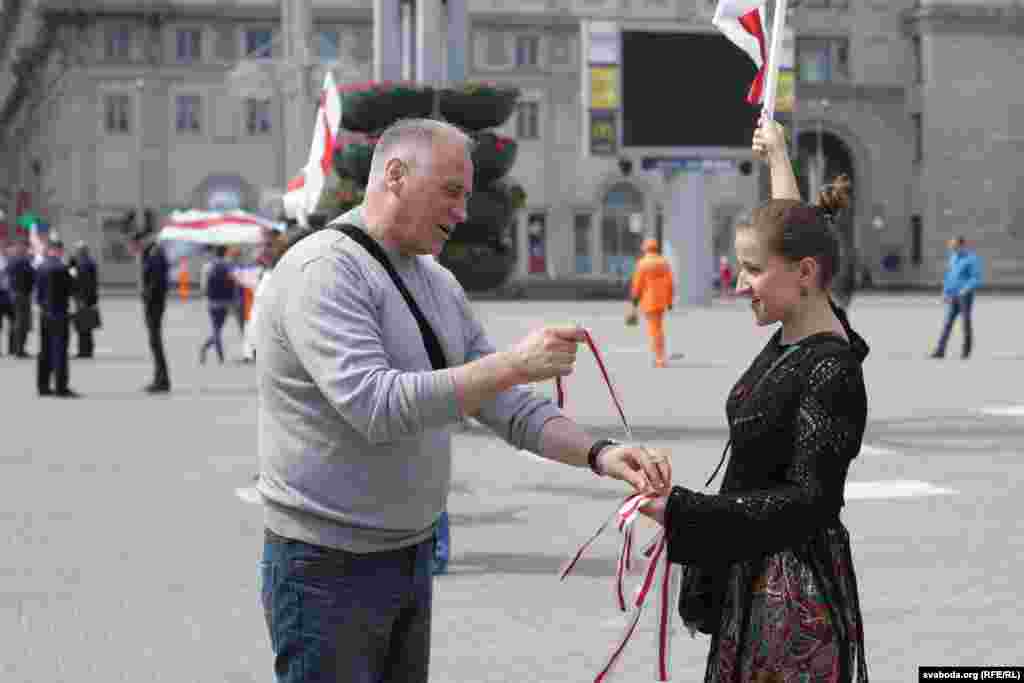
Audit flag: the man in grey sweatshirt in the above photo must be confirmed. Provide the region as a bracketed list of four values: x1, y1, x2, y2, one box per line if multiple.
[257, 118, 670, 683]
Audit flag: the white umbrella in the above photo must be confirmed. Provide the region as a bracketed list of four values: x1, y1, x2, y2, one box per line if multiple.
[158, 210, 283, 245]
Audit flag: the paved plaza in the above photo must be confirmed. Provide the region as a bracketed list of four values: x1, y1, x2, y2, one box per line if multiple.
[2, 292, 1023, 682]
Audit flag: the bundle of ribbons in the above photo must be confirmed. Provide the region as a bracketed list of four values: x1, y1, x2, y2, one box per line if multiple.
[555, 328, 682, 682]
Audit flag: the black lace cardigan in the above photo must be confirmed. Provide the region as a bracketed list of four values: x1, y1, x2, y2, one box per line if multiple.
[665, 308, 870, 682]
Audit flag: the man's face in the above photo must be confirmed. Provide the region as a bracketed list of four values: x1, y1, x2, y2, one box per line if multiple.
[394, 136, 473, 257]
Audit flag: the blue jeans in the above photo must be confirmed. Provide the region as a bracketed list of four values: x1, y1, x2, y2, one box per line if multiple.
[260, 530, 433, 683]
[935, 292, 974, 358]
[200, 305, 229, 363]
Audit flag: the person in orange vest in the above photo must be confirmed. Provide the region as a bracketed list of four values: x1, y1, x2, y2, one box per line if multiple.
[177, 257, 190, 301]
[629, 238, 675, 368]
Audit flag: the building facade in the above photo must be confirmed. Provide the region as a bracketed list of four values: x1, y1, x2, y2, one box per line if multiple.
[1, 0, 1022, 288]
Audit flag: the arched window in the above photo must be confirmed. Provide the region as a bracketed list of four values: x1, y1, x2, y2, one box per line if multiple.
[602, 182, 644, 278]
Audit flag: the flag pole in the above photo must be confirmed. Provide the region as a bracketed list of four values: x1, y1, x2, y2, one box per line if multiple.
[761, 0, 789, 122]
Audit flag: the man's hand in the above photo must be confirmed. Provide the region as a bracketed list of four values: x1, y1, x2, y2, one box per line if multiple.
[508, 326, 585, 383]
[596, 444, 672, 495]
[752, 120, 788, 163]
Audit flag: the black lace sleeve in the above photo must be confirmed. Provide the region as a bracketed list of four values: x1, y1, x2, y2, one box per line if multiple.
[665, 350, 867, 565]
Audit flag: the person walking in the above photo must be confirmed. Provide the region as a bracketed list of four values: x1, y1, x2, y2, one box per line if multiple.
[0, 241, 13, 355]
[718, 255, 734, 300]
[639, 119, 869, 682]
[129, 228, 171, 393]
[35, 239, 78, 398]
[7, 239, 35, 358]
[69, 242, 100, 358]
[256, 118, 671, 683]
[199, 246, 237, 365]
[930, 236, 982, 359]
[628, 238, 675, 368]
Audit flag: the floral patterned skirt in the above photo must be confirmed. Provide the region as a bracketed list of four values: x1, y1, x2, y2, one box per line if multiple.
[706, 528, 867, 683]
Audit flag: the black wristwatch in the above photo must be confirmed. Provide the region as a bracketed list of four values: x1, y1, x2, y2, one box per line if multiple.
[587, 438, 621, 476]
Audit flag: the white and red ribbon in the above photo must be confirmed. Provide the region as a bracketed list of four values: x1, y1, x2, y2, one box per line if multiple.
[561, 494, 679, 682]
[556, 326, 680, 681]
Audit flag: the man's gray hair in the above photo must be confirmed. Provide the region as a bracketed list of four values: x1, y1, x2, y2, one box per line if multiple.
[367, 118, 474, 185]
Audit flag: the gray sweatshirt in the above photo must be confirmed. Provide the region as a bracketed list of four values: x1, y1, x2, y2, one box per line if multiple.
[256, 208, 564, 552]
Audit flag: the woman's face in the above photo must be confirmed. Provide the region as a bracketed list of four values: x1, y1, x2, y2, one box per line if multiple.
[734, 229, 803, 327]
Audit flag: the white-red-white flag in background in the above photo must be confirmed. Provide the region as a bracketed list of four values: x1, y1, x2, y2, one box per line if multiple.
[713, 0, 768, 105]
[283, 71, 342, 222]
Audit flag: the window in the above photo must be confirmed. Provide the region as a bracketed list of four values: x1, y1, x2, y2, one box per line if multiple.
[104, 94, 132, 134]
[574, 213, 593, 274]
[912, 35, 923, 83]
[245, 99, 272, 135]
[515, 35, 540, 67]
[910, 215, 923, 266]
[912, 113, 923, 164]
[318, 30, 340, 61]
[176, 95, 202, 133]
[245, 28, 274, 59]
[516, 101, 540, 140]
[176, 29, 202, 63]
[796, 37, 849, 83]
[483, 30, 510, 67]
[106, 26, 133, 59]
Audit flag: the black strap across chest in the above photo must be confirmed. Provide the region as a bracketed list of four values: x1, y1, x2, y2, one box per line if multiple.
[336, 223, 449, 371]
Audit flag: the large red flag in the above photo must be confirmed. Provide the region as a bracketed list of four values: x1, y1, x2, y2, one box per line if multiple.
[713, 0, 768, 105]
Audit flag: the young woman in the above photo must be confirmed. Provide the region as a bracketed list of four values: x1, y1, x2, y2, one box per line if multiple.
[640, 121, 870, 682]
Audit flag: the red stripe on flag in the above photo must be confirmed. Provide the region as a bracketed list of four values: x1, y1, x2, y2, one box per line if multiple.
[320, 108, 335, 176]
[738, 9, 767, 104]
[287, 174, 305, 192]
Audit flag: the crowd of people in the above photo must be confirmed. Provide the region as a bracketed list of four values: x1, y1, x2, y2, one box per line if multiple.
[0, 224, 277, 397]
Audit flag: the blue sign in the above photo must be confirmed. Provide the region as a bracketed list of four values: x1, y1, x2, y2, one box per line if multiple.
[640, 157, 738, 174]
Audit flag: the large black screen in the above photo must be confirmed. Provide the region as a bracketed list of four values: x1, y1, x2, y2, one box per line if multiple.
[622, 31, 759, 148]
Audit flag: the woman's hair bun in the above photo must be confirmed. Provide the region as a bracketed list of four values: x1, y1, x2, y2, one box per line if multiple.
[816, 173, 852, 221]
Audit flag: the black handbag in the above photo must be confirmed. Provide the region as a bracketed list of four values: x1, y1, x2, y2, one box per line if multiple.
[678, 343, 801, 636]
[73, 306, 102, 333]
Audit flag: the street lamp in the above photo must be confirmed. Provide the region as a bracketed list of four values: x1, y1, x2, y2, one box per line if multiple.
[135, 78, 145, 234]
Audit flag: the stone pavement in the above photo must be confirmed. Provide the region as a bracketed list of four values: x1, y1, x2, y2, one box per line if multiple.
[2, 293, 1022, 682]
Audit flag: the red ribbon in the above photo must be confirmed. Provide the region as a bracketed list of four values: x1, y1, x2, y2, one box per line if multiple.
[556, 328, 632, 438]
[555, 327, 679, 681]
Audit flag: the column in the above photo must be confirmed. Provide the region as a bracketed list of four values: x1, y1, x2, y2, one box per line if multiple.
[446, 0, 468, 86]
[374, 0, 403, 82]
[415, 0, 443, 86]
[281, 0, 314, 180]
[666, 170, 712, 306]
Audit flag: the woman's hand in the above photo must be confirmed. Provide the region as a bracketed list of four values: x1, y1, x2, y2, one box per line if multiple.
[639, 495, 668, 526]
[752, 120, 789, 163]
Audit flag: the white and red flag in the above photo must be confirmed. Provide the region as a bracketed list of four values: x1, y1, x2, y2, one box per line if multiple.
[713, 0, 768, 105]
[283, 71, 342, 223]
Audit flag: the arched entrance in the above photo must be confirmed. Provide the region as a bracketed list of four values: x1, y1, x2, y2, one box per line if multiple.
[601, 182, 645, 279]
[796, 129, 858, 302]
[189, 174, 260, 213]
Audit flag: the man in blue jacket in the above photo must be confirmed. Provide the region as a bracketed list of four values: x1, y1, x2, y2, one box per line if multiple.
[931, 236, 982, 359]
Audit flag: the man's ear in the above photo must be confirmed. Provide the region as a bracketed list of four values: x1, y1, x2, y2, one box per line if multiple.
[384, 158, 405, 193]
